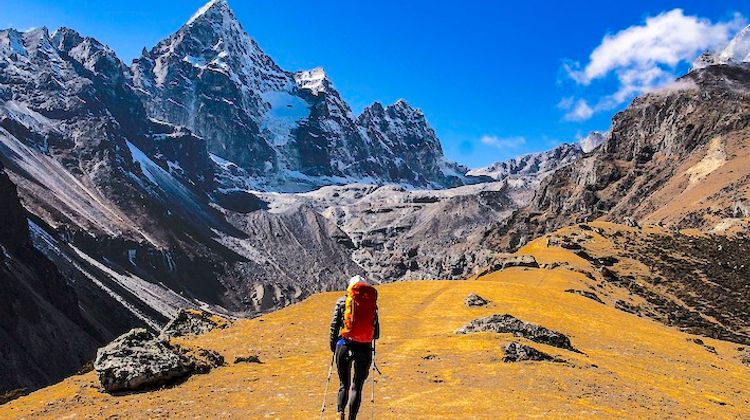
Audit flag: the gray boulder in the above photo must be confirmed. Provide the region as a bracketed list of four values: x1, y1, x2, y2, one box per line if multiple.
[94, 329, 192, 393]
[503, 342, 555, 363]
[457, 314, 580, 353]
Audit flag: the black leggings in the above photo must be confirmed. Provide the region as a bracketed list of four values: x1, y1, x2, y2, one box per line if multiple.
[335, 341, 372, 419]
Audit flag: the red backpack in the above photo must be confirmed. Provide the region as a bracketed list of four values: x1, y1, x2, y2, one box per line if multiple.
[340, 280, 378, 343]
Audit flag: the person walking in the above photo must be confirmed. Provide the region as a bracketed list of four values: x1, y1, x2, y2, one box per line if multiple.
[329, 275, 380, 420]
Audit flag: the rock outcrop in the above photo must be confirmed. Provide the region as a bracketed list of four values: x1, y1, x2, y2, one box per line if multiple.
[564, 289, 605, 304]
[495, 255, 539, 270]
[161, 309, 230, 338]
[458, 314, 580, 353]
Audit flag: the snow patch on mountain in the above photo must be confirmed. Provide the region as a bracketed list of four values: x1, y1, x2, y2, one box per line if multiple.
[294, 67, 327, 95]
[718, 25, 750, 63]
[260, 91, 310, 146]
[578, 131, 607, 153]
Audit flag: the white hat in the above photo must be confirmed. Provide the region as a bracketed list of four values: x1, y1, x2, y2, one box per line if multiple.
[348, 275, 365, 288]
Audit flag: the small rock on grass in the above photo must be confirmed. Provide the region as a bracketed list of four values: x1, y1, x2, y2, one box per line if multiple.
[234, 355, 262, 364]
[564, 289, 605, 304]
[465, 293, 490, 307]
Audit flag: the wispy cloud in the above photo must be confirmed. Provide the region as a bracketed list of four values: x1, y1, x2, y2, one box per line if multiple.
[480, 135, 526, 149]
[562, 9, 745, 121]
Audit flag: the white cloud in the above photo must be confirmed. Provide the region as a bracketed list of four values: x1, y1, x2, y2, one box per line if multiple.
[561, 99, 594, 121]
[480, 135, 526, 149]
[563, 9, 746, 121]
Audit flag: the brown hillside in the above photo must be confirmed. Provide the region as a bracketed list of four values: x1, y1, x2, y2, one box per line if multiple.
[3, 223, 749, 419]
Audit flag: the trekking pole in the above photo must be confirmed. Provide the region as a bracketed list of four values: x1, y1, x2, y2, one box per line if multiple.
[371, 339, 382, 420]
[320, 353, 335, 420]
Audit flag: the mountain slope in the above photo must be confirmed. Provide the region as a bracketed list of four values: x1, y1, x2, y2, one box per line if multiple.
[4, 222, 749, 418]
[488, 63, 750, 251]
[0, 162, 100, 395]
[259, 182, 522, 282]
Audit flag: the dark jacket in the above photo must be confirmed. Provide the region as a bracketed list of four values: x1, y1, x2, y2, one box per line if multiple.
[329, 296, 380, 352]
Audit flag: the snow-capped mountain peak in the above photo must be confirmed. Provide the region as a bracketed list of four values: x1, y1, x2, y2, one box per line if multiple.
[137, 0, 289, 92]
[187, 0, 231, 26]
[692, 24, 750, 70]
[129, 0, 475, 189]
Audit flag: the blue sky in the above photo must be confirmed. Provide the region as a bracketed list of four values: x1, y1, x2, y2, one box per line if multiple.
[3, 0, 750, 168]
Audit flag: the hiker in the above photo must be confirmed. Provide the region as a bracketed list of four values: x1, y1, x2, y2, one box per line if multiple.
[329, 275, 380, 420]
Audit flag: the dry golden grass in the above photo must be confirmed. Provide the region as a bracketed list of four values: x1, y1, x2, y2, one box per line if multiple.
[3, 223, 749, 419]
